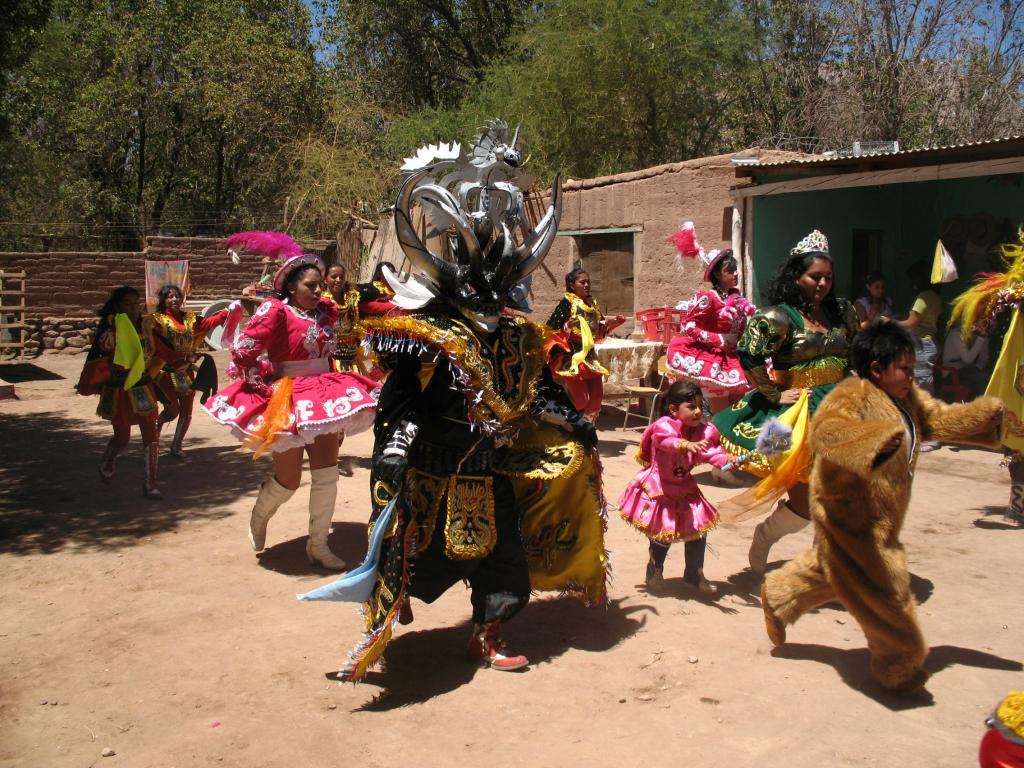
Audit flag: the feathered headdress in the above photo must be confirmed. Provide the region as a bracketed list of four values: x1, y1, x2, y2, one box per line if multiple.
[224, 231, 323, 292]
[949, 229, 1024, 340]
[669, 221, 704, 266]
[669, 222, 733, 282]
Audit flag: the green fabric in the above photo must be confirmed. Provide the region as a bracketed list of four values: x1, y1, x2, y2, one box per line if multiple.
[112, 313, 145, 389]
[713, 382, 839, 452]
[713, 301, 856, 454]
[910, 290, 941, 341]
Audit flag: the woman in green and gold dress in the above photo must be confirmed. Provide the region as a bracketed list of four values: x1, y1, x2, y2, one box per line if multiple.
[713, 230, 859, 572]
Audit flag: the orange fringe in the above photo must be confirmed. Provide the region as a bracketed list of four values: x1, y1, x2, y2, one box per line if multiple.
[244, 376, 294, 458]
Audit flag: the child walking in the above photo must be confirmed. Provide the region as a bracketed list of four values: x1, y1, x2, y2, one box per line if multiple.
[619, 380, 730, 595]
[760, 322, 1003, 693]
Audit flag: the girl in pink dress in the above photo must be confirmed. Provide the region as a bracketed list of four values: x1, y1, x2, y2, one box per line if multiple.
[619, 380, 729, 594]
[204, 231, 380, 570]
[666, 248, 756, 414]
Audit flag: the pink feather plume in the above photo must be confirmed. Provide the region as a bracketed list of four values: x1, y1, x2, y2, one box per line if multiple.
[668, 221, 702, 259]
[225, 231, 303, 261]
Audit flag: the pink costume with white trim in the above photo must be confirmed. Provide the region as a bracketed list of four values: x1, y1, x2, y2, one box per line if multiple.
[666, 289, 755, 397]
[203, 296, 379, 452]
[619, 417, 729, 543]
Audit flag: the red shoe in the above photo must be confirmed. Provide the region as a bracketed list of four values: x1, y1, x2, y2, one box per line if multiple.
[467, 621, 529, 672]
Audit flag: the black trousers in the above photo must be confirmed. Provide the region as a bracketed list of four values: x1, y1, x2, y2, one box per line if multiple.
[407, 474, 531, 624]
[649, 537, 707, 582]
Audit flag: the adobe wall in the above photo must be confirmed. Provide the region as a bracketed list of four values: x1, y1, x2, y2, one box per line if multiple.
[530, 149, 811, 334]
[0, 237, 268, 356]
[528, 153, 742, 333]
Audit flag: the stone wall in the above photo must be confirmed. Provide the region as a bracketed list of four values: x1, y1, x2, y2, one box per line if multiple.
[23, 316, 99, 356]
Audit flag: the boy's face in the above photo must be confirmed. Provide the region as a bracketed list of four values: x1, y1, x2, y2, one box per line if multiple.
[870, 352, 916, 399]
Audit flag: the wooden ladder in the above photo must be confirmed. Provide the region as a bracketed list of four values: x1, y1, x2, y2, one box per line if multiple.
[0, 269, 28, 360]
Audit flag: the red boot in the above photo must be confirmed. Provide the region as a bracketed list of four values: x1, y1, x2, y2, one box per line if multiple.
[142, 441, 162, 499]
[467, 621, 528, 672]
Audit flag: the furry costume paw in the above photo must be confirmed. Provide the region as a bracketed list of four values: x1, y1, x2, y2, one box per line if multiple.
[760, 582, 787, 647]
[872, 656, 930, 693]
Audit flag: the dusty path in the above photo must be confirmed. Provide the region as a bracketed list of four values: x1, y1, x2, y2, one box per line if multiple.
[1, 352, 1021, 768]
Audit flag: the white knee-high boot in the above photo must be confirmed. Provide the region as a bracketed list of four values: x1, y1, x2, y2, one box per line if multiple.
[249, 475, 296, 551]
[306, 466, 346, 571]
[748, 500, 809, 573]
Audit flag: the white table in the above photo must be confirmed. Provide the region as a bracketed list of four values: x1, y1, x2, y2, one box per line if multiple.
[595, 338, 663, 395]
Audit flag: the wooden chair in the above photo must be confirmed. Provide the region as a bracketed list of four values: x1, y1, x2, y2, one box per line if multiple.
[621, 355, 670, 429]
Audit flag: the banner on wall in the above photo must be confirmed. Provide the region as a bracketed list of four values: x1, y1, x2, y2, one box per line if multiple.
[145, 260, 190, 311]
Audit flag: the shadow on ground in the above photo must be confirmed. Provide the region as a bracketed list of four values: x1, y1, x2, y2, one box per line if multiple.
[0, 411, 261, 555]
[771, 642, 1022, 710]
[0, 362, 64, 383]
[258, 522, 370, 576]
[349, 596, 650, 711]
[973, 504, 1023, 530]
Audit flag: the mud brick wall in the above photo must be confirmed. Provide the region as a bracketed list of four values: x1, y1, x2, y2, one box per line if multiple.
[0, 236, 272, 355]
[0, 237, 268, 321]
[528, 149, 809, 334]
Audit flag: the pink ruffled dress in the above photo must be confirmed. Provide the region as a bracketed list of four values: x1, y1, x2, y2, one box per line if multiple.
[665, 289, 756, 397]
[203, 297, 379, 453]
[619, 417, 730, 543]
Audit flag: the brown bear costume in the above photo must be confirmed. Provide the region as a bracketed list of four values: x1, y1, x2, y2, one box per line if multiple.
[760, 376, 1003, 692]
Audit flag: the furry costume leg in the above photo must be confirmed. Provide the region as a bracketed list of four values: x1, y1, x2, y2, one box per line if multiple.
[824, 537, 929, 692]
[762, 548, 836, 645]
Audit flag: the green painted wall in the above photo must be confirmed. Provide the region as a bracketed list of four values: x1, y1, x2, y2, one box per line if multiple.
[750, 173, 1024, 319]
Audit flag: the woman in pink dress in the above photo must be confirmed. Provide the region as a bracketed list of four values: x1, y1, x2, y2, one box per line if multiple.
[204, 231, 380, 570]
[666, 247, 756, 414]
[619, 380, 730, 594]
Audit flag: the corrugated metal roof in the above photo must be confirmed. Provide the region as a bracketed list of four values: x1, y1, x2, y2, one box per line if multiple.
[735, 134, 1024, 175]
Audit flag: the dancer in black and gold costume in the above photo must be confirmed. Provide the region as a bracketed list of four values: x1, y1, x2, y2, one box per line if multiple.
[304, 124, 609, 681]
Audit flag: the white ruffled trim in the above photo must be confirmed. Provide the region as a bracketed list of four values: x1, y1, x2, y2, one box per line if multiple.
[205, 400, 377, 454]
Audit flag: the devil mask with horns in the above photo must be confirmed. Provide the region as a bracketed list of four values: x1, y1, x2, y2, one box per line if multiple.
[385, 120, 561, 333]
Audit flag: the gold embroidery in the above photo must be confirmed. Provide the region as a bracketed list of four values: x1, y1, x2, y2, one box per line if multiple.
[149, 312, 200, 353]
[734, 421, 762, 439]
[403, 468, 446, 554]
[495, 440, 582, 480]
[770, 359, 845, 388]
[443, 475, 497, 560]
[522, 519, 578, 569]
[374, 575, 395, 621]
[372, 479, 396, 507]
[362, 314, 548, 425]
[620, 507, 719, 543]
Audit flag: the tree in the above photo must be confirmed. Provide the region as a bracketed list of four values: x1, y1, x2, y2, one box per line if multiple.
[0, 0, 323, 250]
[284, 82, 397, 238]
[322, 0, 531, 110]
[737, 0, 1024, 151]
[389, 0, 751, 180]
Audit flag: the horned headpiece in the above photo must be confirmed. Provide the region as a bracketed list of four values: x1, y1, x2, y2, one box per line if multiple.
[387, 120, 562, 332]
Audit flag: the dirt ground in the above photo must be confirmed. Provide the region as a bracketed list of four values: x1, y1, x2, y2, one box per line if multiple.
[1, 351, 1021, 768]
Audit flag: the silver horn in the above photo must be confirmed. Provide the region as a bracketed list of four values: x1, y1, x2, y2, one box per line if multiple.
[508, 175, 561, 284]
[394, 169, 458, 286]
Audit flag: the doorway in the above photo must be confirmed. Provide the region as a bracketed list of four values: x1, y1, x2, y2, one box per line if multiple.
[574, 231, 635, 337]
[851, 229, 883, 298]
